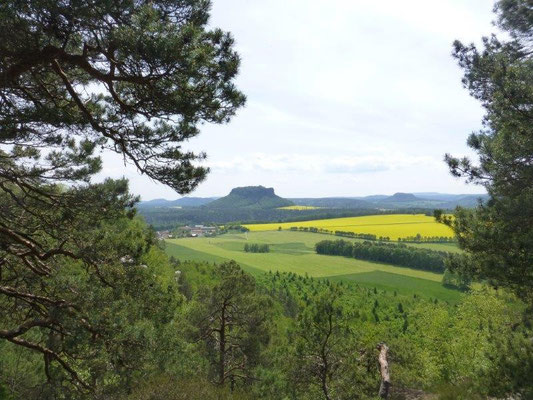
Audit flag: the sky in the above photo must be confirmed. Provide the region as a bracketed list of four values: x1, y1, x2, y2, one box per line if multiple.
[99, 0, 497, 200]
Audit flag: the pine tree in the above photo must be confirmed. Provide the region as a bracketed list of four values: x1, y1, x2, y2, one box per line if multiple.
[0, 0, 244, 389]
[441, 0, 533, 305]
[189, 261, 272, 387]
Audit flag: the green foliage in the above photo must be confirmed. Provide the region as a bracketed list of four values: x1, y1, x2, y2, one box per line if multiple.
[166, 231, 464, 302]
[288, 286, 373, 400]
[0, 0, 245, 193]
[0, 178, 168, 388]
[259, 270, 533, 398]
[184, 261, 272, 387]
[0, 212, 181, 396]
[315, 239, 448, 273]
[397, 235, 457, 244]
[244, 243, 270, 253]
[3, 251, 532, 399]
[443, 0, 533, 305]
[0, 0, 245, 394]
[221, 224, 250, 233]
[441, 267, 472, 291]
[123, 376, 253, 400]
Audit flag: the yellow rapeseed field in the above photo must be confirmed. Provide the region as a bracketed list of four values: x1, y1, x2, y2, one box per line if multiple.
[244, 214, 453, 240]
[277, 205, 321, 210]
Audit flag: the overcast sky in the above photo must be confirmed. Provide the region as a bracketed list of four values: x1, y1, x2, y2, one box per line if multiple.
[100, 0, 497, 200]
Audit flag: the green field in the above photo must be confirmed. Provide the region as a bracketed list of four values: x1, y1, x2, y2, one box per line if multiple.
[166, 230, 463, 302]
[244, 214, 453, 240]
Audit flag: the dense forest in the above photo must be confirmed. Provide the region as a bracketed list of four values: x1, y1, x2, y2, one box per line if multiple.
[315, 240, 448, 273]
[3, 257, 532, 399]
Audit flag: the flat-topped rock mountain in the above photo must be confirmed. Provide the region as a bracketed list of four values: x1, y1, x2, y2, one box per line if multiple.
[206, 186, 294, 209]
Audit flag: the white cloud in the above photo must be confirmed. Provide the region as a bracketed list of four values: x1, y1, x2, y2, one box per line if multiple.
[205, 152, 438, 175]
[95, 0, 496, 199]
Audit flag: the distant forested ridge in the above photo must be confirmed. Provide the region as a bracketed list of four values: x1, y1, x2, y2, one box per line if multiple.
[139, 207, 435, 230]
[137, 197, 219, 209]
[137, 186, 487, 229]
[315, 239, 448, 273]
[137, 185, 440, 229]
[291, 192, 488, 209]
[139, 191, 488, 211]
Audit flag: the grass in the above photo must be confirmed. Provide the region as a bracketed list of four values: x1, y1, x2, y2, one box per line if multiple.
[165, 240, 264, 276]
[403, 241, 462, 253]
[329, 271, 463, 303]
[244, 214, 453, 240]
[166, 231, 462, 302]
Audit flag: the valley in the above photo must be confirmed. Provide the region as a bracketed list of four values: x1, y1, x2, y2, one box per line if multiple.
[166, 230, 462, 302]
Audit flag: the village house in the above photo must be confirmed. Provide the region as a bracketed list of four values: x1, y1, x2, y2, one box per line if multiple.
[186, 225, 217, 237]
[156, 230, 173, 239]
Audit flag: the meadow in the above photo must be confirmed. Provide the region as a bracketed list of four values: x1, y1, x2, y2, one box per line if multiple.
[243, 214, 453, 240]
[166, 230, 463, 302]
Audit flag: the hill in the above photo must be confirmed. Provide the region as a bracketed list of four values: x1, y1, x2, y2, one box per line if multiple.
[170, 197, 219, 207]
[290, 197, 372, 209]
[138, 196, 218, 208]
[441, 194, 488, 208]
[359, 194, 389, 202]
[207, 186, 294, 209]
[382, 192, 423, 203]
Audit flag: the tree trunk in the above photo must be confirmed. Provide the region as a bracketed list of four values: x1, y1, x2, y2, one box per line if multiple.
[377, 343, 391, 399]
[219, 305, 226, 385]
[321, 372, 331, 400]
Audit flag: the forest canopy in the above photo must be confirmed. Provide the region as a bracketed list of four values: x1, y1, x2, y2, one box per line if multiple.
[0, 0, 244, 394]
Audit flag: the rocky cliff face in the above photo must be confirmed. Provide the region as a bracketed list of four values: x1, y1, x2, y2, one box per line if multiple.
[207, 186, 294, 209]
